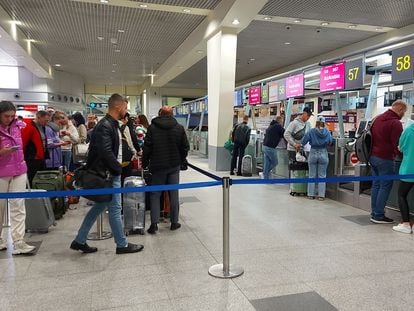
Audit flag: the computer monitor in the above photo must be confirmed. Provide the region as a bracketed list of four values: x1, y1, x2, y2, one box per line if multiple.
[356, 120, 368, 137]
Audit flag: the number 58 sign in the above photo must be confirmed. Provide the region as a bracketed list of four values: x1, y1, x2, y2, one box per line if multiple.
[392, 46, 414, 84]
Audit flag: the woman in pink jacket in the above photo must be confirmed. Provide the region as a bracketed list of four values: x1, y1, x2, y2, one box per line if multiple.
[0, 101, 36, 254]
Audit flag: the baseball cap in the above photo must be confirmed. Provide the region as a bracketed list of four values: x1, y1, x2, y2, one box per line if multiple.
[316, 115, 325, 123]
[303, 107, 314, 116]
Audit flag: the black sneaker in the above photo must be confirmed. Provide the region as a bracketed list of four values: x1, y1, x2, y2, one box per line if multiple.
[147, 223, 158, 234]
[370, 216, 394, 224]
[70, 240, 98, 253]
[230, 171, 235, 176]
[236, 172, 242, 176]
[116, 243, 144, 254]
[170, 223, 181, 231]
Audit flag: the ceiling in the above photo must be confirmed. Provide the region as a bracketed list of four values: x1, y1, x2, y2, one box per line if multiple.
[0, 0, 413, 90]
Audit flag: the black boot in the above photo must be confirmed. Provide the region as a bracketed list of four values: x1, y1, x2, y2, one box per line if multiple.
[170, 223, 181, 231]
[147, 223, 158, 234]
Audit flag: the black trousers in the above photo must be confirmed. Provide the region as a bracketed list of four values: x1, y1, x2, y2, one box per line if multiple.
[26, 159, 45, 187]
[230, 142, 245, 174]
[398, 181, 414, 222]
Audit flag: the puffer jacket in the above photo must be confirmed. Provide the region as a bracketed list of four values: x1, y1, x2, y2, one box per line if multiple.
[142, 116, 189, 172]
[87, 114, 122, 176]
[0, 119, 27, 177]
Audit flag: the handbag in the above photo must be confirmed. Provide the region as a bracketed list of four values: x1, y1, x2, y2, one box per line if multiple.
[73, 143, 89, 163]
[71, 165, 113, 203]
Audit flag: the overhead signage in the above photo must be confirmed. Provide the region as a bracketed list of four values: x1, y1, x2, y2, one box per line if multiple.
[248, 86, 261, 105]
[392, 45, 414, 84]
[345, 59, 364, 90]
[285, 74, 304, 98]
[320, 62, 345, 92]
[261, 83, 269, 104]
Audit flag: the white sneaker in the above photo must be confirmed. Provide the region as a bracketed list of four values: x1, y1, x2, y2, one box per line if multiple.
[12, 241, 36, 255]
[0, 239, 7, 251]
[392, 223, 412, 234]
[259, 172, 264, 179]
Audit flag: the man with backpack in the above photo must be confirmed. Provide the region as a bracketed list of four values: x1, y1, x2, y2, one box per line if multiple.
[230, 115, 251, 176]
[370, 100, 407, 224]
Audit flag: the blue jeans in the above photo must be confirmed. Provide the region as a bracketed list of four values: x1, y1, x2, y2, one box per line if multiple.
[370, 155, 395, 218]
[61, 150, 72, 171]
[307, 149, 329, 197]
[75, 175, 127, 248]
[263, 146, 278, 179]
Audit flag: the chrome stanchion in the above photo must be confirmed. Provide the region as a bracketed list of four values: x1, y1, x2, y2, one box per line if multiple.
[2, 199, 10, 228]
[209, 177, 244, 279]
[87, 212, 112, 240]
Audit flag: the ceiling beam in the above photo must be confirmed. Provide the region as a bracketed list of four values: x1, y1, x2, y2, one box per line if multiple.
[151, 0, 268, 88]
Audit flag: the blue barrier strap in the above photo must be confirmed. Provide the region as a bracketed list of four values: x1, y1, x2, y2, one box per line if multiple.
[187, 162, 222, 181]
[231, 174, 414, 185]
[0, 181, 222, 199]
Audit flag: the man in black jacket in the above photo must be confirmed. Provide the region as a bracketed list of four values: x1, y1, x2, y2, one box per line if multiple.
[262, 116, 285, 179]
[70, 94, 144, 254]
[143, 106, 189, 234]
[230, 115, 251, 176]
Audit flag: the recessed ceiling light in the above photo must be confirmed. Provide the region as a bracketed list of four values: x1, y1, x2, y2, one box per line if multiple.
[118, 29, 125, 33]
[284, 42, 291, 45]
[112, 63, 117, 66]
[112, 70, 115, 73]
[100, 0, 109, 3]
[139, 4, 148, 8]
[10, 20, 22, 25]
[232, 19, 240, 25]
[115, 49, 121, 53]
[348, 24, 357, 29]
[55, 64, 61, 67]
[183, 9, 191, 13]
[321, 22, 329, 26]
[249, 58, 255, 62]
[263, 16, 272, 21]
[196, 50, 203, 54]
[97, 36, 104, 40]
[293, 19, 301, 23]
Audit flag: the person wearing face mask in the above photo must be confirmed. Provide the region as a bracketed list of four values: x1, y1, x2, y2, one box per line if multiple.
[0, 101, 36, 254]
[301, 116, 332, 200]
[70, 93, 144, 255]
[369, 100, 407, 224]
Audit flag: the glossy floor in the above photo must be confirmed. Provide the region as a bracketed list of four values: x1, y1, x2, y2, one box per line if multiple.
[0, 156, 412, 310]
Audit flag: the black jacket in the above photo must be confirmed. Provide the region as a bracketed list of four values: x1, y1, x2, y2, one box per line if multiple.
[232, 122, 251, 147]
[263, 121, 285, 148]
[87, 114, 122, 176]
[143, 116, 189, 172]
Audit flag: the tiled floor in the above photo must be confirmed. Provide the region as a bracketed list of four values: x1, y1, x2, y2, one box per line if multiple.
[1, 156, 413, 310]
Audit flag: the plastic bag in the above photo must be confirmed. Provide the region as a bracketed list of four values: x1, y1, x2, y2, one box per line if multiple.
[296, 151, 307, 163]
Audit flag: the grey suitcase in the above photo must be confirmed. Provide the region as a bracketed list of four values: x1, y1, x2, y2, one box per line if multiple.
[123, 176, 146, 235]
[25, 189, 56, 233]
[241, 155, 253, 177]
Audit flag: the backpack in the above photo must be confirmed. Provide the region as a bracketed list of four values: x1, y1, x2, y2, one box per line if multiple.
[355, 118, 376, 165]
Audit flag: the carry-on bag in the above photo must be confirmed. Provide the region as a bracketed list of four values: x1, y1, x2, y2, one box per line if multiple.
[123, 175, 146, 235]
[289, 161, 309, 196]
[25, 189, 56, 233]
[241, 155, 253, 177]
[32, 170, 66, 219]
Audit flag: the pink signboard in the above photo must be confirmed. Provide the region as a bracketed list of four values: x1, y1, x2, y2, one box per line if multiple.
[248, 86, 261, 105]
[285, 74, 304, 98]
[320, 62, 345, 92]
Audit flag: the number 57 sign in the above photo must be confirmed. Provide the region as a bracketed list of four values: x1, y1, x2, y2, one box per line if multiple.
[392, 46, 414, 84]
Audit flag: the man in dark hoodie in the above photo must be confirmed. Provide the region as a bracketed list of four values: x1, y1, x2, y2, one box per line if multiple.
[369, 100, 407, 224]
[143, 106, 189, 234]
[262, 116, 285, 179]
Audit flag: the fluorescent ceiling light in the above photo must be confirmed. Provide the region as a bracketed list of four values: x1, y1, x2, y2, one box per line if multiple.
[284, 42, 291, 45]
[348, 24, 357, 29]
[183, 9, 191, 13]
[232, 19, 240, 25]
[293, 19, 301, 23]
[365, 53, 390, 63]
[377, 42, 409, 52]
[118, 29, 125, 33]
[100, 0, 109, 3]
[115, 49, 121, 53]
[26, 39, 35, 42]
[321, 22, 329, 26]
[97, 36, 104, 40]
[263, 16, 272, 20]
[304, 71, 320, 78]
[139, 4, 148, 8]
[55, 64, 61, 67]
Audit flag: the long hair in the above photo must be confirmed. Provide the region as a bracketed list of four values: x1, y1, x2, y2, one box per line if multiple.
[0, 101, 16, 115]
[138, 114, 149, 128]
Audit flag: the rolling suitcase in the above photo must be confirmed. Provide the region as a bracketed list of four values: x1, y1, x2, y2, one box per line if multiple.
[25, 189, 56, 233]
[32, 170, 66, 219]
[123, 175, 146, 235]
[241, 155, 253, 177]
[289, 161, 309, 196]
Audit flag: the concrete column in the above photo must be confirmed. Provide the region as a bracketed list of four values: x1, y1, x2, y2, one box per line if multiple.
[145, 87, 162, 120]
[207, 28, 237, 171]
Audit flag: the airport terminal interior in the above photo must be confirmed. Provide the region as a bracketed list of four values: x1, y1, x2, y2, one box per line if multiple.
[0, 0, 414, 310]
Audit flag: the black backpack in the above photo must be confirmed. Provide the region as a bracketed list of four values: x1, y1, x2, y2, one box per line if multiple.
[355, 118, 376, 165]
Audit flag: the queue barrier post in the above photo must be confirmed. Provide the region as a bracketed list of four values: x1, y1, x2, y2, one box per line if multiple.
[209, 177, 244, 279]
[87, 211, 112, 240]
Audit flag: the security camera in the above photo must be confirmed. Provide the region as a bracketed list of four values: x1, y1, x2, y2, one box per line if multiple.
[285, 25, 291, 30]
[14, 93, 20, 99]
[316, 28, 321, 33]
